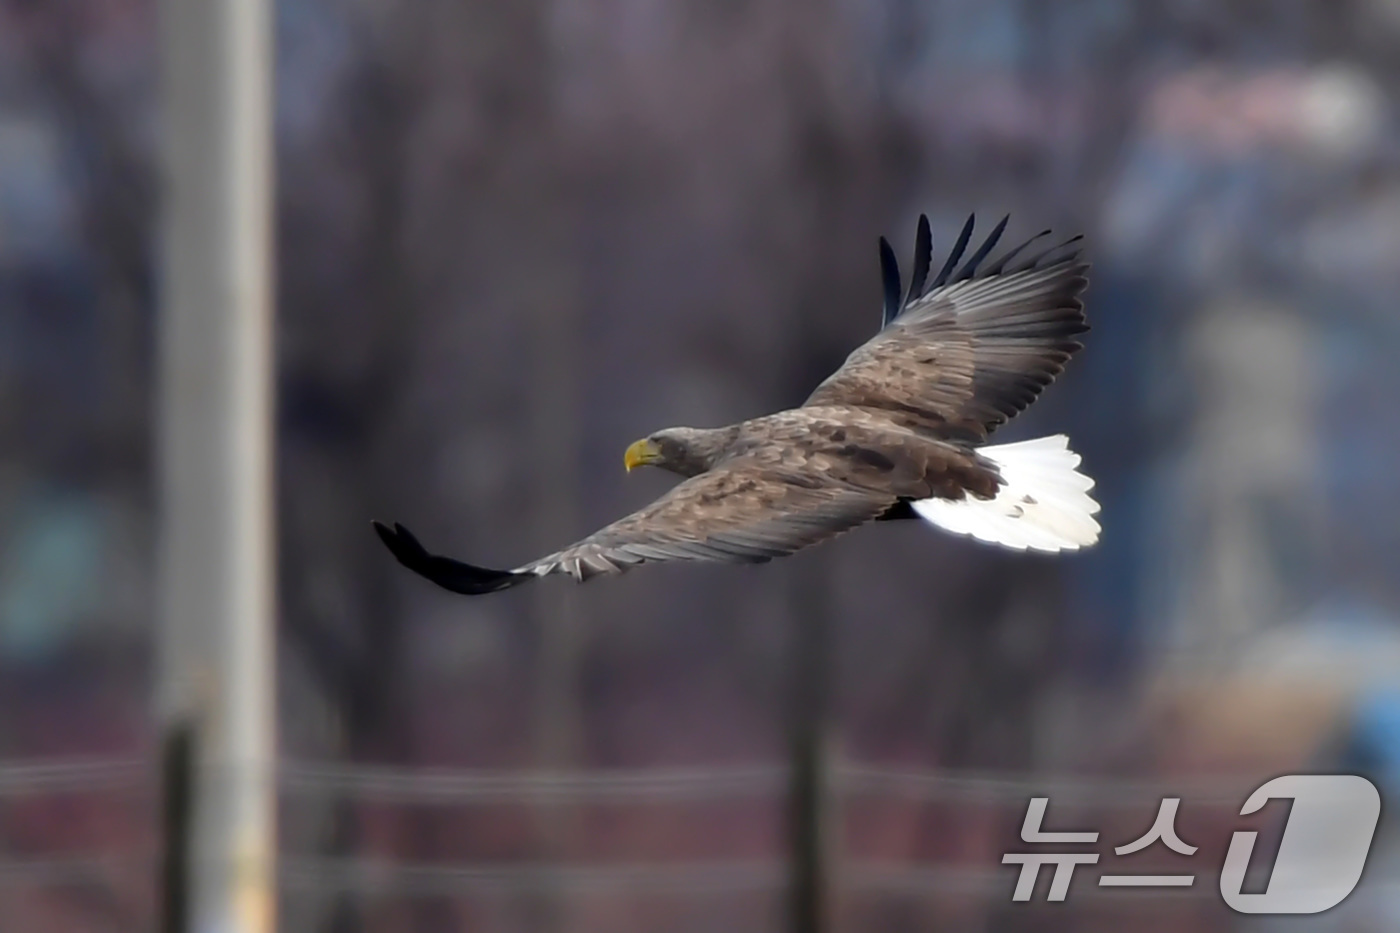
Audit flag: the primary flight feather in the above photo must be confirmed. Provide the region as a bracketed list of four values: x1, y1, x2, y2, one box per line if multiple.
[374, 213, 1099, 595]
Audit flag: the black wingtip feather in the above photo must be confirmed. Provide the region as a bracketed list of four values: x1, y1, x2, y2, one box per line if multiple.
[984, 228, 1051, 276]
[952, 214, 1009, 283]
[373, 520, 530, 596]
[904, 214, 933, 307]
[875, 213, 1087, 322]
[878, 236, 903, 327]
[930, 213, 976, 289]
[1009, 234, 1084, 274]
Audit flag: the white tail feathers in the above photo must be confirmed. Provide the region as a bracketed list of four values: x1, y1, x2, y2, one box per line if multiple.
[912, 434, 1100, 553]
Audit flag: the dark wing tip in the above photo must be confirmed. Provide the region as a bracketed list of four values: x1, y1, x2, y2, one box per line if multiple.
[372, 520, 530, 596]
[952, 213, 1009, 283]
[878, 236, 903, 328]
[1007, 233, 1085, 274]
[984, 228, 1051, 276]
[904, 214, 933, 307]
[930, 213, 976, 289]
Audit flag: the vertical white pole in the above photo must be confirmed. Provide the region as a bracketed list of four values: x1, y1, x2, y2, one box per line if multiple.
[157, 0, 276, 929]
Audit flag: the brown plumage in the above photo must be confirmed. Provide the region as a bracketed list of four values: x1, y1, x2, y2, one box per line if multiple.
[374, 214, 1095, 595]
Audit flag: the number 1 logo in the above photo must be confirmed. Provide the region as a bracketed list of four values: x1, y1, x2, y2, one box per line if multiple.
[1220, 774, 1381, 914]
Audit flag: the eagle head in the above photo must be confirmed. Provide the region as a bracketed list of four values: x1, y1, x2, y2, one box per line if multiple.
[624, 427, 729, 477]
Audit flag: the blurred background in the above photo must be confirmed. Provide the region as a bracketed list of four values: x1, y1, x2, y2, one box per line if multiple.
[4, 0, 1400, 930]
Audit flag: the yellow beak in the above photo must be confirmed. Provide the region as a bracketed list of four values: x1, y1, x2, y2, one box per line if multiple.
[624, 438, 660, 472]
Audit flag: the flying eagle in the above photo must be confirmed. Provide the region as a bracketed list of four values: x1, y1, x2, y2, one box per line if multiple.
[374, 213, 1099, 595]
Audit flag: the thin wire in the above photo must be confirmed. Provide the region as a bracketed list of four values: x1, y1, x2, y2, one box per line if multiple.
[836, 765, 1253, 807]
[277, 762, 786, 803]
[0, 856, 152, 887]
[0, 759, 150, 795]
[8, 852, 1397, 907]
[845, 861, 1213, 900]
[278, 857, 783, 897]
[0, 757, 1257, 807]
[278, 858, 1230, 901]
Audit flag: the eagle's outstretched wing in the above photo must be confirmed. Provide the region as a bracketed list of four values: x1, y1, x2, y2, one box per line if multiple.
[810, 214, 1088, 441]
[374, 458, 895, 595]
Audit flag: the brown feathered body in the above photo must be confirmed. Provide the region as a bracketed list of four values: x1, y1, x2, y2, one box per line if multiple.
[525, 408, 1001, 580]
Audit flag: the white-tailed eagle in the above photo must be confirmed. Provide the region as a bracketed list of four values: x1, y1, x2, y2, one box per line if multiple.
[375, 214, 1099, 595]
